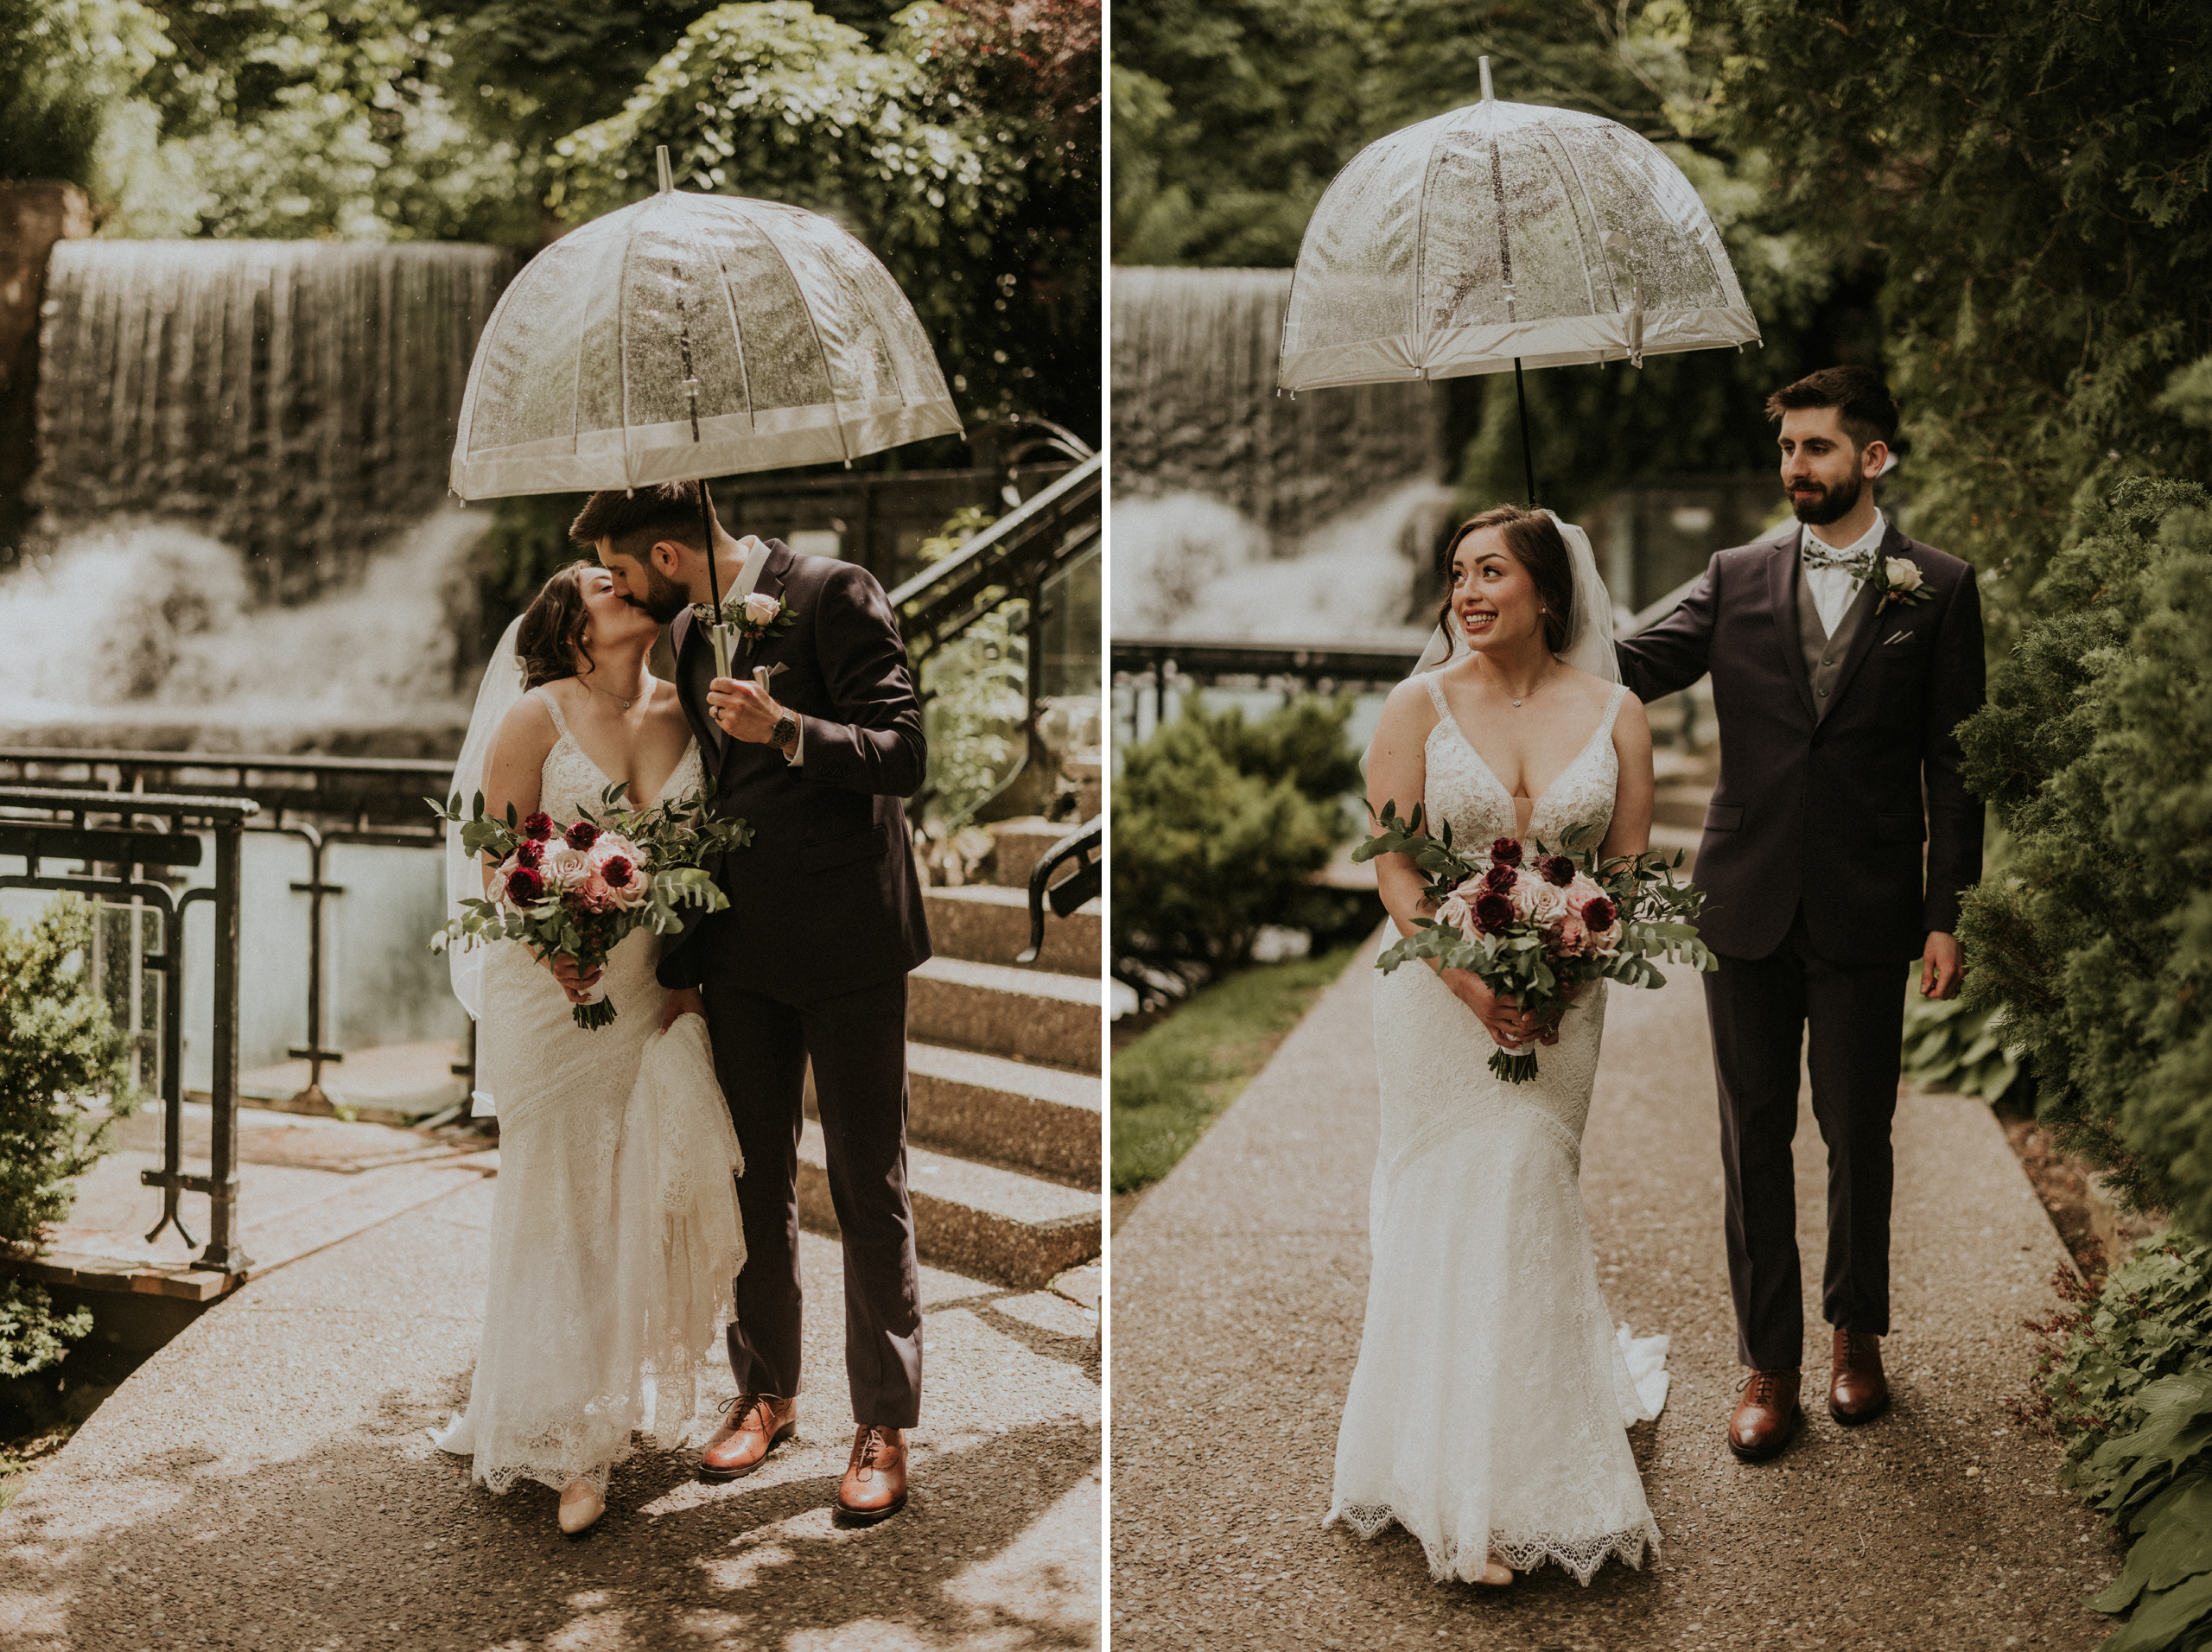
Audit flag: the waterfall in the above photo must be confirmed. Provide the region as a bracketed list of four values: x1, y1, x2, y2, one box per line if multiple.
[1109, 267, 1452, 642]
[29, 240, 510, 600]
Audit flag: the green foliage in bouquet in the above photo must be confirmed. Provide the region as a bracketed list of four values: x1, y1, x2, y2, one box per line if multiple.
[0, 896, 139, 1378]
[1111, 695, 1357, 1003]
[2026, 1233, 2212, 1652]
[429, 778, 752, 1029]
[1354, 802, 1713, 1082]
[1957, 472, 2212, 1237]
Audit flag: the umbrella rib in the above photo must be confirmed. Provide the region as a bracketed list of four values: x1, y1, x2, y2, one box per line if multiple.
[1484, 104, 1516, 327]
[1411, 115, 1444, 366]
[1544, 122, 1615, 321]
[709, 250, 755, 434]
[759, 218, 854, 466]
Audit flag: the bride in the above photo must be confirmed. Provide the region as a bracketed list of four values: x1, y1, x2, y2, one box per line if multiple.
[430, 561, 746, 1536]
[1329, 505, 1670, 1587]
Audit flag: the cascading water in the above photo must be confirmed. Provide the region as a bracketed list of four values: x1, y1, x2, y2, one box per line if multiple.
[29, 240, 509, 595]
[1110, 267, 1453, 643]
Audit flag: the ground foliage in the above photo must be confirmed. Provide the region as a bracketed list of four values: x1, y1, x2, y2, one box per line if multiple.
[0, 896, 137, 1378]
[1956, 470, 2212, 1240]
[1111, 0, 1875, 520]
[1693, 0, 2212, 640]
[2027, 1233, 2212, 1651]
[1111, 695, 1357, 1003]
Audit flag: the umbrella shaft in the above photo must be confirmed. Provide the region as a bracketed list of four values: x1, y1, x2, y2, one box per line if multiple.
[1514, 358, 1536, 505]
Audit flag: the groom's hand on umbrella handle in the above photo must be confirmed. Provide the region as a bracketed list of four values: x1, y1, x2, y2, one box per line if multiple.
[1921, 931, 1963, 1001]
[707, 676, 779, 743]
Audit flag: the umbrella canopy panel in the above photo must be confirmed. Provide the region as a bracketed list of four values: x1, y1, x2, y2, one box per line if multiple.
[451, 190, 961, 499]
[1280, 98, 1760, 392]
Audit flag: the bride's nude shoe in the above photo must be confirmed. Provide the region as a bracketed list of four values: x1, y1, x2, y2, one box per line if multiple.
[1472, 1556, 1515, 1588]
[557, 1477, 605, 1536]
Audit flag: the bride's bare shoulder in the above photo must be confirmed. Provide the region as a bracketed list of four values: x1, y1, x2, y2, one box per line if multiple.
[493, 687, 561, 755]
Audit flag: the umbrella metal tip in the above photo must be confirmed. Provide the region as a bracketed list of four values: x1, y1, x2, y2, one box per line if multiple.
[1479, 56, 1494, 101]
[656, 145, 673, 194]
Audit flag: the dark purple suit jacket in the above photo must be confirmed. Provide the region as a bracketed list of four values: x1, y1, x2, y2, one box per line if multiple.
[658, 538, 932, 1001]
[1613, 520, 1985, 964]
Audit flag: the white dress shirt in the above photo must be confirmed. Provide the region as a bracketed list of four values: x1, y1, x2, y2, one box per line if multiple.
[718, 535, 804, 767]
[1800, 510, 1887, 639]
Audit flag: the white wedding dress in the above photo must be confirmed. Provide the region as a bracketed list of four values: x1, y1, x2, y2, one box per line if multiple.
[431, 689, 747, 1496]
[1328, 675, 1671, 1585]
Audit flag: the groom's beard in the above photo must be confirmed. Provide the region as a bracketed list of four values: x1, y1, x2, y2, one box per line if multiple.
[1789, 468, 1865, 527]
[626, 564, 692, 625]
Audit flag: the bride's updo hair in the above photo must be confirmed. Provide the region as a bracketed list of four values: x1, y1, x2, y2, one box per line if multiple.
[1439, 505, 1576, 655]
[514, 561, 598, 689]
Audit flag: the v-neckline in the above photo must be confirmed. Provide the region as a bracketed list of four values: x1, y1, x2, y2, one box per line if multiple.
[550, 727, 699, 810]
[1431, 684, 1617, 832]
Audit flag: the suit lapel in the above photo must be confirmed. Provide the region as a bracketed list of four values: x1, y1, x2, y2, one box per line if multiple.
[1764, 531, 1818, 723]
[1824, 523, 1905, 715]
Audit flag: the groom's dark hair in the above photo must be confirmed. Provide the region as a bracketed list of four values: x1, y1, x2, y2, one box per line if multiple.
[569, 481, 722, 562]
[1764, 365, 1898, 453]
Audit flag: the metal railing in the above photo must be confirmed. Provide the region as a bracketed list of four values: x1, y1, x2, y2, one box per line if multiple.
[0, 785, 257, 1274]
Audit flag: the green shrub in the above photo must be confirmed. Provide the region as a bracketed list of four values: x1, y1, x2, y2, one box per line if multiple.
[1957, 463, 2212, 1236]
[1110, 695, 1356, 1000]
[0, 895, 137, 1378]
[2028, 1234, 2212, 1651]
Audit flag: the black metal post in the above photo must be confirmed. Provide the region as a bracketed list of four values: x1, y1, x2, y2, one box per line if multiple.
[285, 824, 344, 1106]
[200, 812, 248, 1273]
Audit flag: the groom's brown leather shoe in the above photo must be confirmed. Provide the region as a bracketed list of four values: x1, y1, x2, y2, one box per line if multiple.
[1727, 1369, 1802, 1462]
[1829, 1327, 1891, 1426]
[835, 1425, 908, 1524]
[699, 1392, 796, 1481]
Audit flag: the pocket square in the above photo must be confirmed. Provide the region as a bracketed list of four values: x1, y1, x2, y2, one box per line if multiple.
[1883, 630, 1912, 645]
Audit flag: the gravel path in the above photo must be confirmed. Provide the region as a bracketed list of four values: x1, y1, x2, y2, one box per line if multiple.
[1109, 927, 2122, 1650]
[1, 1172, 1100, 1650]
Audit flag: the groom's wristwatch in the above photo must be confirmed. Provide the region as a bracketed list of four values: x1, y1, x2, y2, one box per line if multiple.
[769, 712, 798, 752]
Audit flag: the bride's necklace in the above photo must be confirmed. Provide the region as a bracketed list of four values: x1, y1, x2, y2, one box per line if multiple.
[1496, 662, 1556, 709]
[582, 676, 645, 713]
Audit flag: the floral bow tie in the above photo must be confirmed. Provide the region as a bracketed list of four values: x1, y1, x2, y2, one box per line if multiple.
[1801, 538, 1878, 579]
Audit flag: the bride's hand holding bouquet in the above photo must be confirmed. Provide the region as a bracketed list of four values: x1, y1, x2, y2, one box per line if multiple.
[1354, 803, 1716, 1082]
[428, 779, 753, 1030]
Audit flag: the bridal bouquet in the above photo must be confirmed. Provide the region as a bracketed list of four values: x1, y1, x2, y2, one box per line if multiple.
[1353, 805, 1715, 1082]
[428, 782, 753, 1030]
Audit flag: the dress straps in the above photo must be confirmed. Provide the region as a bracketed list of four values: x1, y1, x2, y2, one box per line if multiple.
[1420, 672, 1451, 721]
[531, 685, 572, 740]
[1598, 681, 1629, 741]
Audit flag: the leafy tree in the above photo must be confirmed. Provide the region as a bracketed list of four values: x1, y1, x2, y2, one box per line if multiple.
[551, 0, 1099, 433]
[1956, 461, 2212, 1238]
[0, 896, 137, 1377]
[1691, 0, 2212, 633]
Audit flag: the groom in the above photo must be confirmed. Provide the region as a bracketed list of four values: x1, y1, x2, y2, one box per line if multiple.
[1614, 366, 1984, 1462]
[573, 481, 931, 1524]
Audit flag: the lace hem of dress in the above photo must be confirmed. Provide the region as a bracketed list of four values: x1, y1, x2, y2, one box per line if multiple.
[1325, 1501, 1657, 1587]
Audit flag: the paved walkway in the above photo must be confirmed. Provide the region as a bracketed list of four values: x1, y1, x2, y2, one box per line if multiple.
[2, 1133, 1100, 1649]
[1110, 928, 2122, 1650]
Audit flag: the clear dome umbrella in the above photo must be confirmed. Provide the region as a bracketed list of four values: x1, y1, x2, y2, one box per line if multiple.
[1278, 59, 1760, 502]
[450, 148, 963, 673]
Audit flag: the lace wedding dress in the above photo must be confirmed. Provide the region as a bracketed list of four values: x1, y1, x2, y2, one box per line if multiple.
[431, 689, 746, 1495]
[1328, 676, 1671, 1585]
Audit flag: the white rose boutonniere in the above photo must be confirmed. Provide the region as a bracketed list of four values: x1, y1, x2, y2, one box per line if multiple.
[693, 590, 798, 654]
[1873, 556, 1933, 615]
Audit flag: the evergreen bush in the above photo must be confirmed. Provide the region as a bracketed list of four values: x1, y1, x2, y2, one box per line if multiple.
[1111, 695, 1356, 1001]
[1957, 458, 2212, 1237]
[0, 895, 137, 1378]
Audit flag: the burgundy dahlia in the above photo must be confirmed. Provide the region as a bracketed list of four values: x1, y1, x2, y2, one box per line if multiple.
[601, 855, 635, 888]
[513, 839, 544, 869]
[1473, 891, 1516, 933]
[1489, 837, 1523, 867]
[1540, 854, 1576, 887]
[1483, 863, 1518, 894]
[521, 811, 555, 842]
[505, 866, 543, 904]
[1581, 894, 1618, 931]
[564, 819, 601, 851]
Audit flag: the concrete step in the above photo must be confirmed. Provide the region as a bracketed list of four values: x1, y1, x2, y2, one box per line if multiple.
[986, 816, 1071, 890]
[908, 1040, 1099, 1184]
[796, 1119, 1100, 1290]
[922, 882, 1100, 974]
[910, 956, 1102, 1074]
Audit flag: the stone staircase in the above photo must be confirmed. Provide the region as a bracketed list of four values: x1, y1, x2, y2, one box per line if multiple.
[798, 816, 1101, 1291]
